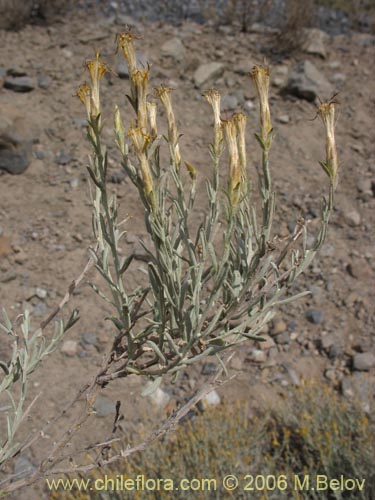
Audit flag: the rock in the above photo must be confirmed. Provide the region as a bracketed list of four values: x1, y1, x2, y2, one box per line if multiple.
[81, 332, 97, 347]
[117, 61, 129, 79]
[271, 319, 287, 336]
[248, 349, 267, 363]
[282, 363, 301, 386]
[244, 100, 255, 111]
[194, 62, 224, 88]
[161, 38, 186, 62]
[55, 150, 73, 166]
[0, 235, 12, 258]
[272, 64, 289, 88]
[328, 61, 341, 70]
[0, 114, 34, 175]
[331, 73, 346, 85]
[303, 28, 327, 58]
[221, 94, 238, 111]
[324, 368, 336, 382]
[258, 335, 276, 350]
[342, 208, 361, 227]
[229, 356, 243, 370]
[70, 178, 80, 189]
[347, 258, 372, 281]
[353, 352, 375, 371]
[33, 302, 48, 317]
[117, 53, 149, 79]
[305, 309, 323, 324]
[148, 387, 170, 407]
[7, 67, 27, 77]
[94, 396, 117, 417]
[14, 456, 36, 480]
[341, 377, 354, 398]
[4, 76, 35, 92]
[61, 340, 79, 357]
[356, 178, 373, 195]
[274, 331, 290, 345]
[38, 74, 52, 89]
[35, 287, 48, 299]
[73, 117, 88, 128]
[276, 114, 290, 124]
[201, 362, 217, 375]
[286, 60, 333, 102]
[321, 333, 335, 351]
[202, 389, 221, 408]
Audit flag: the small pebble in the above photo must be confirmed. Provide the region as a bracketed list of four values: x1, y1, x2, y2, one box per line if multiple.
[305, 309, 323, 325]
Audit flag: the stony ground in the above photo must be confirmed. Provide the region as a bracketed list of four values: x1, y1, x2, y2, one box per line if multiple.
[0, 6, 374, 499]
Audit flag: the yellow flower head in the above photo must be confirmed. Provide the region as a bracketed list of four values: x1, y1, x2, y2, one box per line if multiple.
[85, 52, 110, 116]
[250, 64, 272, 144]
[86, 52, 109, 85]
[128, 126, 151, 156]
[76, 83, 92, 117]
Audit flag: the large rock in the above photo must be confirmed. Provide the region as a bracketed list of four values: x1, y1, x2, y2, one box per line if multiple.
[286, 60, 333, 102]
[0, 116, 32, 174]
[303, 28, 328, 59]
[4, 76, 35, 92]
[161, 37, 186, 62]
[194, 62, 224, 88]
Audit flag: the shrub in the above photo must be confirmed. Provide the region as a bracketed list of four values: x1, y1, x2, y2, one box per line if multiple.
[54, 382, 375, 499]
[0, 30, 339, 494]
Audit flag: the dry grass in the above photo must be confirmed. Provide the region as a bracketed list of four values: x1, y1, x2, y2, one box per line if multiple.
[54, 382, 375, 499]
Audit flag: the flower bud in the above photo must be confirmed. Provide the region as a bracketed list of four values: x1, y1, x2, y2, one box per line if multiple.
[114, 105, 126, 155]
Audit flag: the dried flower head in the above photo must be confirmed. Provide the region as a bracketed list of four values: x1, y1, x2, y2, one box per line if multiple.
[128, 127, 154, 203]
[147, 101, 158, 138]
[251, 65, 272, 145]
[116, 31, 140, 75]
[203, 89, 223, 156]
[156, 85, 181, 167]
[233, 112, 248, 182]
[132, 67, 150, 131]
[222, 118, 241, 205]
[318, 99, 338, 188]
